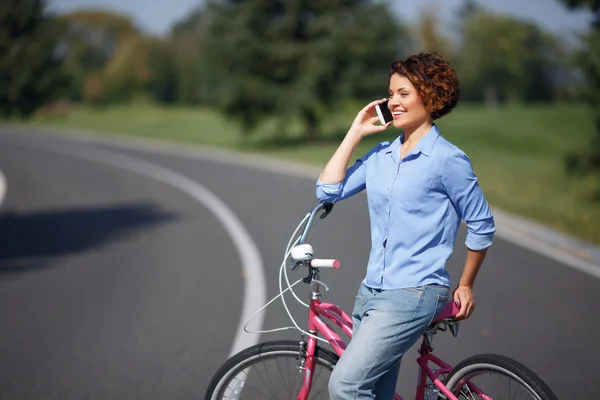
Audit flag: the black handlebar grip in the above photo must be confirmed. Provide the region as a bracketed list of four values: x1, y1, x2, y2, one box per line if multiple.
[320, 202, 334, 219]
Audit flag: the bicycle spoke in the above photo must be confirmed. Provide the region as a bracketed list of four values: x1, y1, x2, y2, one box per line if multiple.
[237, 382, 270, 399]
[310, 379, 330, 399]
[289, 367, 300, 398]
[310, 366, 329, 399]
[513, 380, 522, 400]
[210, 349, 335, 400]
[453, 369, 543, 400]
[274, 357, 290, 395]
[247, 364, 270, 394]
[284, 354, 294, 395]
[228, 372, 271, 399]
[464, 381, 475, 399]
[312, 365, 324, 386]
[252, 362, 278, 397]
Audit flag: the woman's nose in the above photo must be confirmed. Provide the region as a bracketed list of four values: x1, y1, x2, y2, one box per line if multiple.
[389, 97, 401, 109]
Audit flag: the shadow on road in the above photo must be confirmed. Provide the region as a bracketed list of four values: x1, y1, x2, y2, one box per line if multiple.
[0, 203, 177, 272]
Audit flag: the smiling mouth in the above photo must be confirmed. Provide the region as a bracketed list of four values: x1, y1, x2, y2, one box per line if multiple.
[392, 111, 405, 119]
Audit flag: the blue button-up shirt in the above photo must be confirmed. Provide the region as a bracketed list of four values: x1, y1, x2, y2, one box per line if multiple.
[316, 125, 495, 289]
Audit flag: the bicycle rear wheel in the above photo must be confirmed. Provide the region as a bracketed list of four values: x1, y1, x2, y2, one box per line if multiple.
[205, 340, 339, 400]
[443, 354, 558, 400]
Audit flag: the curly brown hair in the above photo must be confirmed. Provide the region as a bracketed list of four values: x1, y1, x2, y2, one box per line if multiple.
[390, 52, 459, 120]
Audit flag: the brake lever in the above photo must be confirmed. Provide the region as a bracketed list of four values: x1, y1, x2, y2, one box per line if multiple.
[303, 266, 316, 284]
[311, 279, 330, 292]
[320, 202, 334, 219]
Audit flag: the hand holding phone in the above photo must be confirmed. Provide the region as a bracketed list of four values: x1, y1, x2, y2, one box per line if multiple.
[375, 100, 394, 125]
[348, 98, 392, 139]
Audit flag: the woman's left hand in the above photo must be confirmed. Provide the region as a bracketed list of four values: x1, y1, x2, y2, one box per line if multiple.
[453, 285, 475, 320]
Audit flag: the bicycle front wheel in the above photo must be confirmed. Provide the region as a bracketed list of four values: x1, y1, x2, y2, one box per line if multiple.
[444, 354, 558, 400]
[205, 340, 339, 400]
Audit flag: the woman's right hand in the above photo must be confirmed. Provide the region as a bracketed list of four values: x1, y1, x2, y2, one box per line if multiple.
[348, 98, 392, 139]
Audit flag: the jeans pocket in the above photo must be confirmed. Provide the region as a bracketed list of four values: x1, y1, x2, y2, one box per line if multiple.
[438, 294, 450, 306]
[400, 286, 425, 295]
[352, 289, 367, 319]
[437, 290, 450, 302]
[435, 292, 451, 315]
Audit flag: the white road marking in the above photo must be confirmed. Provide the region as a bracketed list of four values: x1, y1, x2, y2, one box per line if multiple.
[27, 126, 600, 279]
[4, 125, 600, 281]
[0, 168, 6, 207]
[31, 143, 266, 357]
[492, 221, 600, 280]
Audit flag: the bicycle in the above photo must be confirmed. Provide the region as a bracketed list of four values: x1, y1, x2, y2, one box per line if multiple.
[205, 202, 559, 400]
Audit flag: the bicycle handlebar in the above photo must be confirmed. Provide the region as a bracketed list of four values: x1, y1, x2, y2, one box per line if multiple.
[310, 259, 340, 269]
[319, 202, 334, 219]
[298, 202, 334, 245]
[290, 202, 338, 275]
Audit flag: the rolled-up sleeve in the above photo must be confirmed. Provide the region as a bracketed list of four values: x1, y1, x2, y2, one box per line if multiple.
[442, 149, 496, 250]
[316, 178, 343, 202]
[316, 144, 380, 203]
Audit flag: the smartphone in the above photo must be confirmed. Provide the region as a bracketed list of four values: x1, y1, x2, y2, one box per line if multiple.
[375, 100, 393, 125]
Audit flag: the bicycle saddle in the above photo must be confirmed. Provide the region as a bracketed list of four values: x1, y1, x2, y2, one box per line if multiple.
[432, 301, 460, 325]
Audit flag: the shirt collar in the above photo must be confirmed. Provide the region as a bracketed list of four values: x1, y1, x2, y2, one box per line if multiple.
[385, 124, 440, 158]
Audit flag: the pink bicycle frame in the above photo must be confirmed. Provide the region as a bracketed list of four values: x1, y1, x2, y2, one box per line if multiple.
[296, 296, 489, 400]
[290, 204, 488, 399]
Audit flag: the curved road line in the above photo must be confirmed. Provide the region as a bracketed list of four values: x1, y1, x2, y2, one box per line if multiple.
[31, 127, 600, 279]
[492, 219, 600, 280]
[27, 142, 266, 358]
[0, 168, 6, 206]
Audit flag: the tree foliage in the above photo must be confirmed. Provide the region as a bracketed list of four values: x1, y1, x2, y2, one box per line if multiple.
[0, 0, 66, 117]
[559, 0, 600, 183]
[199, 0, 408, 140]
[457, 8, 561, 105]
[168, 10, 207, 105]
[56, 10, 139, 102]
[560, 0, 599, 26]
[410, 4, 453, 57]
[171, 7, 204, 35]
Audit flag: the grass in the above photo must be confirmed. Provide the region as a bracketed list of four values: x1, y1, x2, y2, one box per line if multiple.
[29, 101, 600, 246]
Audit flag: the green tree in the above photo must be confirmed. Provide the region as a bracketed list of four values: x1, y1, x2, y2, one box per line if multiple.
[456, 0, 480, 21]
[560, 0, 599, 24]
[170, 35, 206, 104]
[145, 40, 178, 104]
[411, 3, 453, 57]
[457, 8, 561, 105]
[560, 0, 600, 185]
[0, 0, 66, 118]
[100, 35, 161, 103]
[200, 0, 408, 141]
[168, 10, 208, 104]
[171, 7, 204, 36]
[56, 10, 138, 102]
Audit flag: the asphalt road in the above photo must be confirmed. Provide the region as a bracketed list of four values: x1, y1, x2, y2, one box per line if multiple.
[0, 128, 598, 399]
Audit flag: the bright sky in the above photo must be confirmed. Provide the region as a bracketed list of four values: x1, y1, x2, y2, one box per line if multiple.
[47, 0, 592, 38]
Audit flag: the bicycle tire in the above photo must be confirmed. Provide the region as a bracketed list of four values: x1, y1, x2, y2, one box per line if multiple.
[443, 354, 559, 400]
[205, 340, 339, 400]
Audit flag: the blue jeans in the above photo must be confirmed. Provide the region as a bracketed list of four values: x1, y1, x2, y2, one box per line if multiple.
[328, 281, 450, 400]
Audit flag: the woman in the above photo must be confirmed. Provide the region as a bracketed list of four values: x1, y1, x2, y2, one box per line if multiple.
[316, 52, 496, 399]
